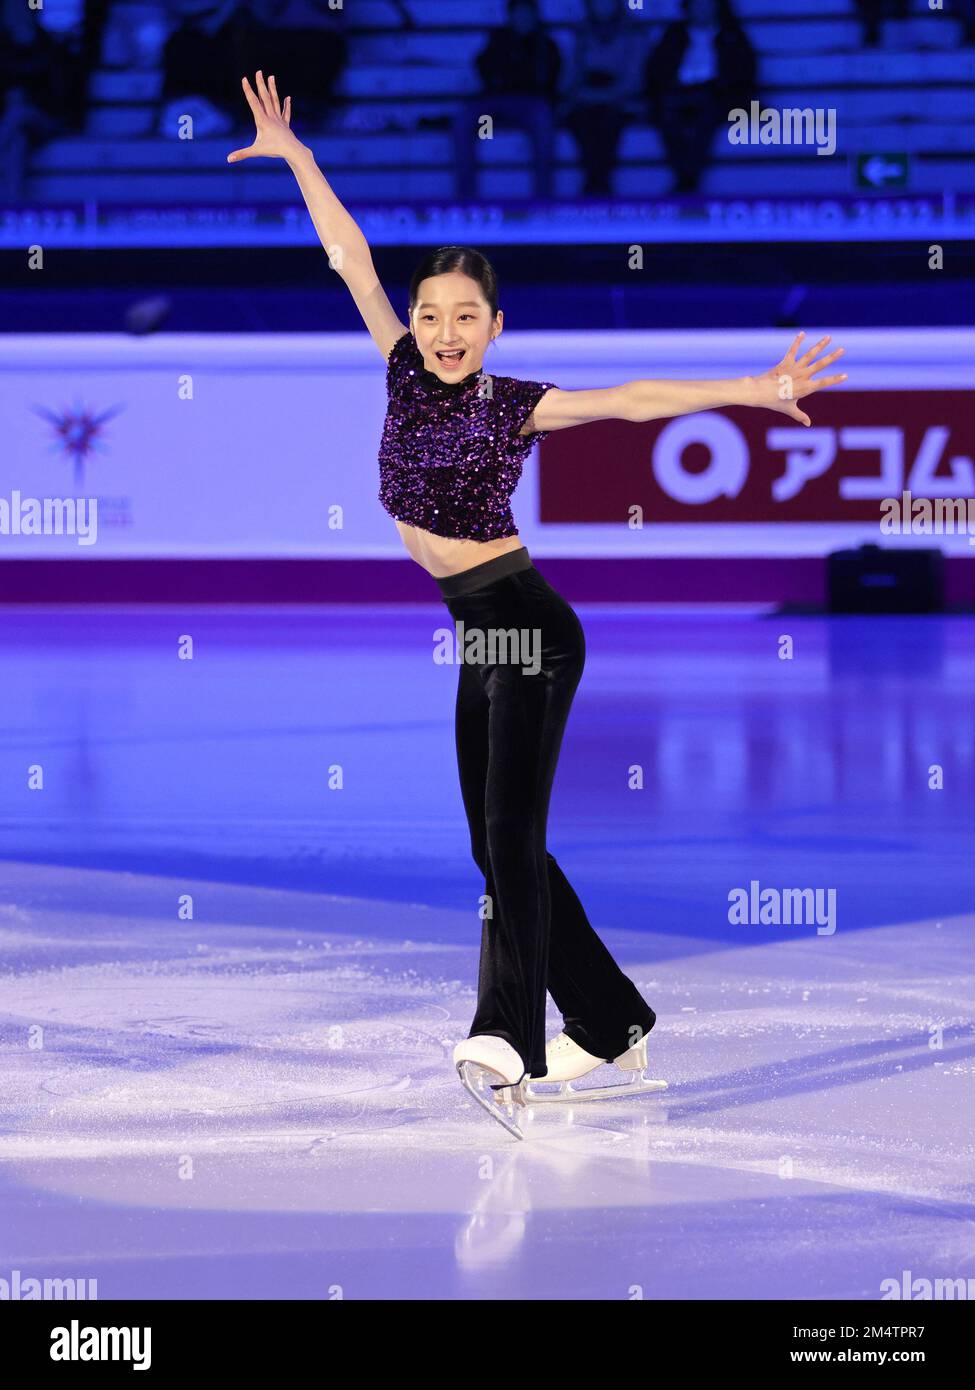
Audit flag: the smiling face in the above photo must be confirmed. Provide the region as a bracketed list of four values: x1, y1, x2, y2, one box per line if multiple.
[410, 271, 502, 381]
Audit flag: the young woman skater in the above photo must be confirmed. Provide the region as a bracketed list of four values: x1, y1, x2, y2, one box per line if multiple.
[228, 72, 848, 1139]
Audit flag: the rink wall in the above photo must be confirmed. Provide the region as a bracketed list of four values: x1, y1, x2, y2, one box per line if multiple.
[1, 329, 972, 602]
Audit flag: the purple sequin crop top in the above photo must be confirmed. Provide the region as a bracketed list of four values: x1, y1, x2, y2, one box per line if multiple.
[378, 330, 558, 541]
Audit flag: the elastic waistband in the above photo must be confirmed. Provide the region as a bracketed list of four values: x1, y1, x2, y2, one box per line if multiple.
[436, 546, 533, 599]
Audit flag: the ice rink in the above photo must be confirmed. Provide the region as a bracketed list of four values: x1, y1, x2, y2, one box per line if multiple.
[1, 604, 973, 1300]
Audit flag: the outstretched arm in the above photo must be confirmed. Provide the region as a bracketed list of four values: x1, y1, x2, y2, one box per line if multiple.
[527, 332, 848, 435]
[227, 71, 405, 360]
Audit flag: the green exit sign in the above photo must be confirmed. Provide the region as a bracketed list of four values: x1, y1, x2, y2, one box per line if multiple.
[854, 153, 909, 190]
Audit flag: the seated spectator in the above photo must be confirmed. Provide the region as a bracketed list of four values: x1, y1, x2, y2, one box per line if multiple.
[161, 1, 345, 137]
[160, 1, 255, 137]
[0, 0, 88, 199]
[236, 1, 347, 129]
[452, 0, 561, 200]
[961, 0, 975, 46]
[561, 0, 644, 198]
[853, 0, 911, 48]
[643, 0, 756, 195]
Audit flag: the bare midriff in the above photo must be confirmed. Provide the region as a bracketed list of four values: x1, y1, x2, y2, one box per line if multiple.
[394, 521, 526, 578]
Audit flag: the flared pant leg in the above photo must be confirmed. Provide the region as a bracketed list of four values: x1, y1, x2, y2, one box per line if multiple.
[444, 560, 655, 1079]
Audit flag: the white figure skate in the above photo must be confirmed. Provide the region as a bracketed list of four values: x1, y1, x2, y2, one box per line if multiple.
[453, 1035, 530, 1139]
[524, 1031, 667, 1103]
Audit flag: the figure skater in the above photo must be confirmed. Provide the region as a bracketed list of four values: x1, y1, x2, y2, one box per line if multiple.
[228, 72, 848, 1138]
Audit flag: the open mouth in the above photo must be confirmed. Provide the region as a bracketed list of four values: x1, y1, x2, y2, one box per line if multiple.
[436, 349, 467, 367]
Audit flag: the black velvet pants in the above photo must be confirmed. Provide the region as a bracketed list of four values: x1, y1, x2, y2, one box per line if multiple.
[436, 546, 656, 1080]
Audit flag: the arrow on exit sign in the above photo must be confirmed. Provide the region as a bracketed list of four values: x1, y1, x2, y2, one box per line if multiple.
[855, 153, 909, 189]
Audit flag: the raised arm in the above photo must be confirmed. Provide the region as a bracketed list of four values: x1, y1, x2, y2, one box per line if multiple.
[528, 332, 848, 434]
[227, 70, 406, 360]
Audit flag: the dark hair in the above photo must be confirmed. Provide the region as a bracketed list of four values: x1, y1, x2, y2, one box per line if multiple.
[407, 245, 499, 322]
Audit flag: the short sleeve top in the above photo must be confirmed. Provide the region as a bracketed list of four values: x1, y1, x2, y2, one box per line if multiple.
[377, 330, 558, 541]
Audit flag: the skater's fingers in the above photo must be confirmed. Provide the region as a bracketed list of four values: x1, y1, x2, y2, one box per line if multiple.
[811, 372, 848, 391]
[283, 94, 291, 126]
[267, 74, 282, 118]
[240, 75, 263, 123]
[797, 334, 831, 366]
[226, 144, 256, 163]
[254, 69, 273, 115]
[808, 346, 845, 375]
[783, 330, 805, 362]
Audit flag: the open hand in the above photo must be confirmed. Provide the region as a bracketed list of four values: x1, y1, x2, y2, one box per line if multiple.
[227, 71, 304, 164]
[751, 332, 848, 427]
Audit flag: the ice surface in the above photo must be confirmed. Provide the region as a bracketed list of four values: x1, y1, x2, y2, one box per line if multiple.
[1, 605, 972, 1299]
[1, 860, 972, 1300]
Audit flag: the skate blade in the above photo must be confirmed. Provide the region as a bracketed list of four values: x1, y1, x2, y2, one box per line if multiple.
[456, 1061, 527, 1139]
[525, 1072, 668, 1104]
